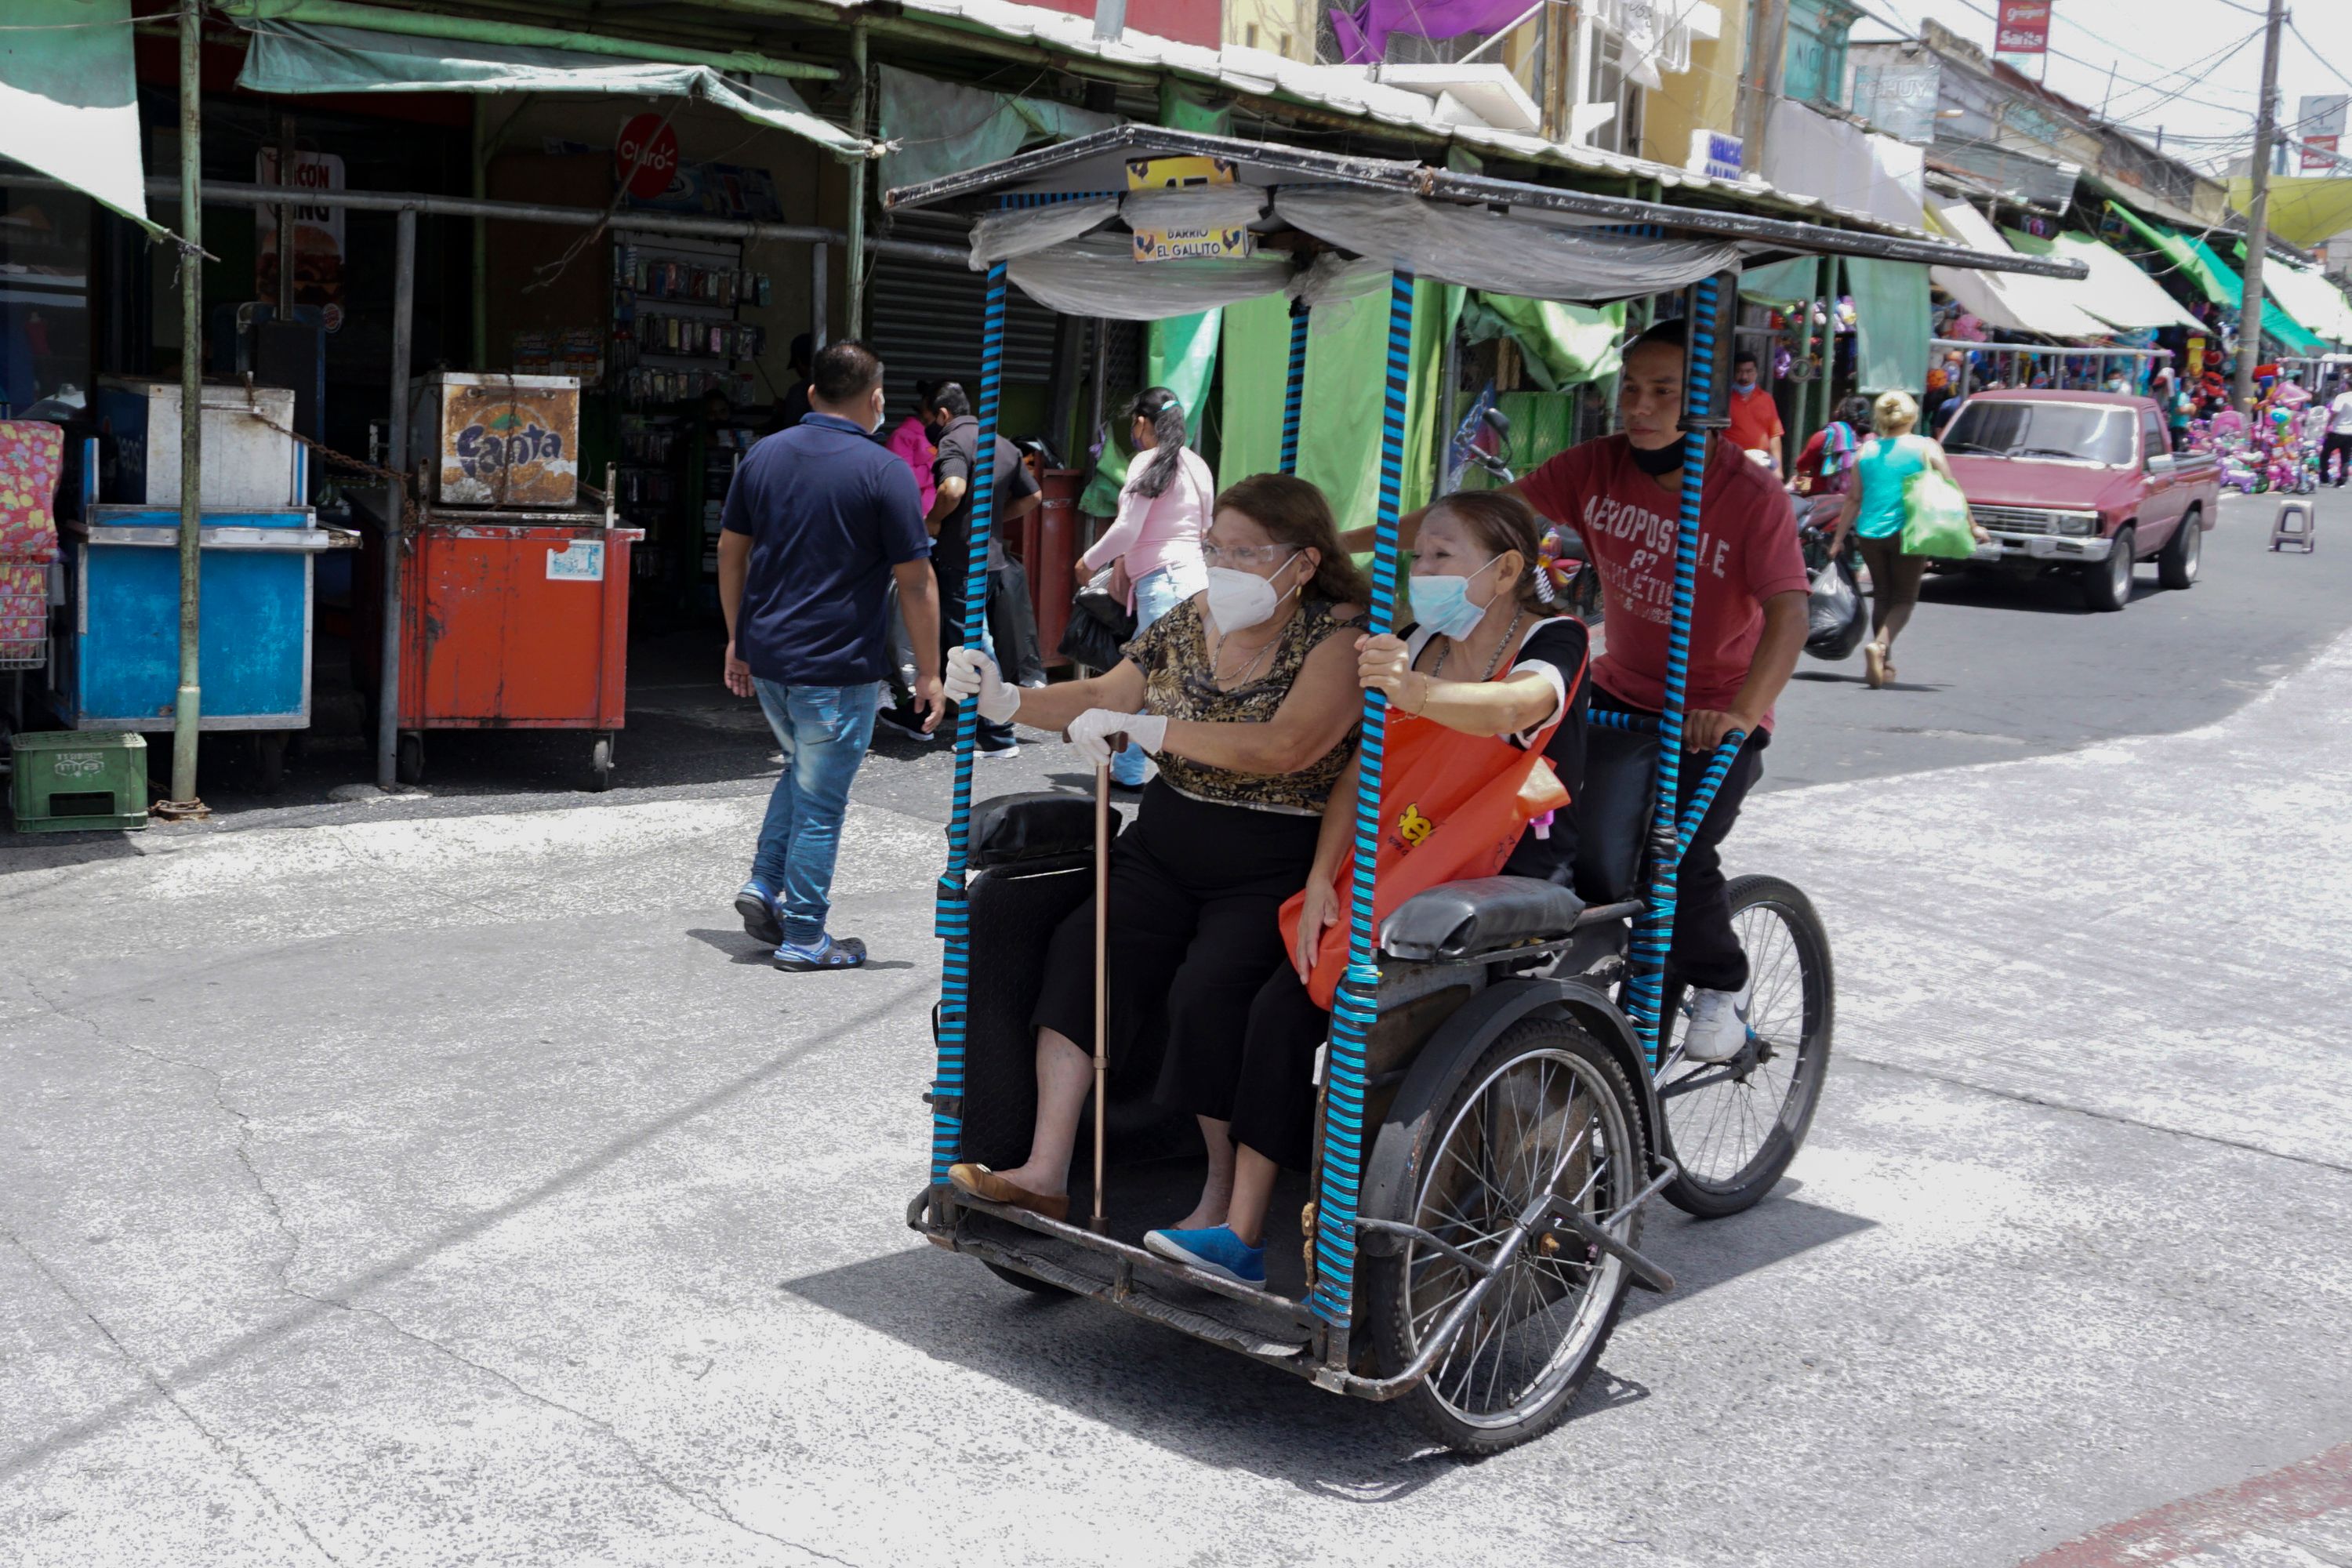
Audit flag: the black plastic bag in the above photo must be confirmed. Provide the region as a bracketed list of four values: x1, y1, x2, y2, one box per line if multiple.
[1804, 557, 1867, 661]
[1058, 580, 1136, 670]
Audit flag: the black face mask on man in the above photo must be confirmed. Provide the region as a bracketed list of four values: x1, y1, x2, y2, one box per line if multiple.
[1629, 437, 1687, 477]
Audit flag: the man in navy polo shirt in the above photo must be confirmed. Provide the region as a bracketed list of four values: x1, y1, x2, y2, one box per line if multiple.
[718, 339, 942, 971]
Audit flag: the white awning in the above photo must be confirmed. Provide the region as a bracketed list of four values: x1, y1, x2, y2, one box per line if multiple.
[2031, 230, 2206, 336]
[0, 0, 163, 235]
[1925, 198, 2107, 340]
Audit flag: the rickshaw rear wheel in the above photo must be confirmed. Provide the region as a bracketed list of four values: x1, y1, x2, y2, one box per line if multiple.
[1364, 1014, 1646, 1455]
[1657, 874, 1834, 1219]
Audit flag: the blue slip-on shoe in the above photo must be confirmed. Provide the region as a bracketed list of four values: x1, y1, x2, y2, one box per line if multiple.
[735, 883, 782, 947]
[1144, 1225, 1266, 1287]
[771, 932, 868, 972]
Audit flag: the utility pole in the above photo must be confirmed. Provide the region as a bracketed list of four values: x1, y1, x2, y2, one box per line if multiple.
[170, 0, 205, 812]
[1740, 0, 1790, 176]
[2234, 0, 2286, 413]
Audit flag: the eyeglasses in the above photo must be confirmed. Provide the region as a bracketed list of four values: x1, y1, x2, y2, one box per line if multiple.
[1202, 543, 1294, 569]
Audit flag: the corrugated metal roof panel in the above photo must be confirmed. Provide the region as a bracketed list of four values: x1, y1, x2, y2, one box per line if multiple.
[811, 0, 1943, 243]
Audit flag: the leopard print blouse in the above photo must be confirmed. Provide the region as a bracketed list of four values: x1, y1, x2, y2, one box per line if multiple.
[1123, 595, 1359, 816]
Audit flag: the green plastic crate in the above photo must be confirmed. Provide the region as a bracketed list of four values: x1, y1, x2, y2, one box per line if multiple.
[9, 731, 148, 833]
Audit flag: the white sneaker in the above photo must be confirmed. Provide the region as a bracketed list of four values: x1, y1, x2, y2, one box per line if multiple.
[1682, 985, 1752, 1063]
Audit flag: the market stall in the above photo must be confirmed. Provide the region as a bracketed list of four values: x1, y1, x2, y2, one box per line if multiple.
[45, 387, 345, 791]
[352, 372, 641, 790]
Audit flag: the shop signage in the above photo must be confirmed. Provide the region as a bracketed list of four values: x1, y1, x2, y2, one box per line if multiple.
[2297, 96, 2348, 172]
[256, 149, 346, 332]
[615, 113, 681, 201]
[1131, 227, 1254, 263]
[1123, 155, 1251, 263]
[1993, 0, 2050, 55]
[1686, 129, 1744, 180]
[1124, 156, 1236, 191]
[546, 539, 604, 582]
[1850, 59, 1941, 144]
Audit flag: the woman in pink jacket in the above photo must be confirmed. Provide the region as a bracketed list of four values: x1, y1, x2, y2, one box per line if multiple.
[1080, 387, 1212, 789]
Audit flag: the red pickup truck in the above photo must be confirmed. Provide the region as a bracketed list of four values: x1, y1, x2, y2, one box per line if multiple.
[1937, 390, 2220, 612]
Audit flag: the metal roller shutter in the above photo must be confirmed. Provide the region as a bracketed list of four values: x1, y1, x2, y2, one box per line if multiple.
[866, 211, 1058, 418]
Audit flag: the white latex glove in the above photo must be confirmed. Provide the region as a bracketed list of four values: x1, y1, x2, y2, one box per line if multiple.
[942, 646, 1020, 723]
[1066, 709, 1167, 767]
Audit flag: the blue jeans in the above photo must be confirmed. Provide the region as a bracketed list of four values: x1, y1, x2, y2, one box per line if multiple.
[1110, 567, 1194, 786]
[749, 679, 880, 946]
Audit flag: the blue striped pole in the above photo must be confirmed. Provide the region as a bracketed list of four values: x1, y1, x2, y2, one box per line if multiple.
[1675, 733, 1746, 859]
[929, 260, 1009, 1185]
[1308, 270, 1415, 1339]
[1279, 298, 1309, 474]
[1624, 275, 1723, 1069]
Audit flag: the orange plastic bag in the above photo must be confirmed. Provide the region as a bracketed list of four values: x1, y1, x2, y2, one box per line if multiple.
[1279, 708, 1568, 1009]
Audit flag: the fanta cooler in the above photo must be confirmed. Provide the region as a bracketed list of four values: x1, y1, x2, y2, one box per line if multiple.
[406, 372, 581, 509]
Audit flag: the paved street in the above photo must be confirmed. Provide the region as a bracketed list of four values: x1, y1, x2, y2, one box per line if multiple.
[5, 489, 2351, 1566]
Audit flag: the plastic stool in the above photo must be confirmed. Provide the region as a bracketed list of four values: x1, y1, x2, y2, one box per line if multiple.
[2270, 499, 2317, 553]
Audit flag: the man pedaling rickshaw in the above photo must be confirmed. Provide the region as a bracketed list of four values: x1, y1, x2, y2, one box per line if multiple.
[1347, 314, 1812, 1069]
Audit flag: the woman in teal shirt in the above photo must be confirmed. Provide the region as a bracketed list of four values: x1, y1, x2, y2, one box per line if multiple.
[1826, 390, 1982, 688]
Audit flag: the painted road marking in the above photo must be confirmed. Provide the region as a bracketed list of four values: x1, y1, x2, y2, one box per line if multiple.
[2022, 1442, 2352, 1566]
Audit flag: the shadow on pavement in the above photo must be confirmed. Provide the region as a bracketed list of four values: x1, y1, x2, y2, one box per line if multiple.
[778, 1185, 1870, 1494]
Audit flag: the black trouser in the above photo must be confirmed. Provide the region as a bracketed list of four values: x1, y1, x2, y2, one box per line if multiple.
[2325, 431, 2352, 487]
[1588, 687, 1768, 995]
[938, 568, 1015, 750]
[1033, 781, 1321, 1116]
[987, 561, 1047, 688]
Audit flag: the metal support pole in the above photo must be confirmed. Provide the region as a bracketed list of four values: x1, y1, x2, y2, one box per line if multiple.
[1085, 317, 1109, 469]
[169, 0, 205, 810]
[1435, 312, 1460, 492]
[1310, 269, 1417, 1355]
[471, 100, 488, 368]
[809, 240, 829, 352]
[274, 114, 296, 317]
[378, 206, 416, 791]
[845, 23, 869, 339]
[2235, 0, 2286, 412]
[1279, 298, 1309, 475]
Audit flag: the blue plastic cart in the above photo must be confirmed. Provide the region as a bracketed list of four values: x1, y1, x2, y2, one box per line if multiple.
[47, 439, 343, 788]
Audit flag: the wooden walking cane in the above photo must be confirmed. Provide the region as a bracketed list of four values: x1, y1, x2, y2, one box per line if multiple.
[1090, 753, 1114, 1234]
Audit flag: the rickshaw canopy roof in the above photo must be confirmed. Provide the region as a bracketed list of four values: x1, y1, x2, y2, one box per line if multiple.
[884, 125, 2089, 322]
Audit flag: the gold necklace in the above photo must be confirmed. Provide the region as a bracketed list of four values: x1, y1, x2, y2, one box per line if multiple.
[1433, 608, 1526, 685]
[1210, 612, 1287, 689]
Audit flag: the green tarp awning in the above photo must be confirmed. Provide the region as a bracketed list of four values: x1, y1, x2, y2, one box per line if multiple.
[0, 0, 162, 235]
[1846, 257, 1930, 397]
[878, 66, 1115, 193]
[2105, 203, 2238, 310]
[240, 18, 869, 160]
[1461, 293, 1625, 392]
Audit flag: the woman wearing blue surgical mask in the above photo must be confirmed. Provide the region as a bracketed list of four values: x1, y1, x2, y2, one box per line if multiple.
[940, 474, 1368, 1245]
[1140, 491, 1592, 1289]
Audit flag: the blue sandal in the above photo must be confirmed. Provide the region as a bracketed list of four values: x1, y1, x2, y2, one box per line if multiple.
[771, 933, 868, 971]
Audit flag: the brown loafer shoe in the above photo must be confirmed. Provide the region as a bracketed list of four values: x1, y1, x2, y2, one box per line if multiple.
[947, 1163, 1070, 1223]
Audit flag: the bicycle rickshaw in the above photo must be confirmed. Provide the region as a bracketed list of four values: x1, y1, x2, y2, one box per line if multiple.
[888, 128, 2081, 1452]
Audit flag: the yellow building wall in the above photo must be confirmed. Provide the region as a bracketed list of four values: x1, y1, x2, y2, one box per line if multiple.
[1224, 0, 1315, 60]
[1636, 10, 1749, 172]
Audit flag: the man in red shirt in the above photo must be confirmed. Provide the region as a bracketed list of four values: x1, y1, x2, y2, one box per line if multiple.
[1724, 350, 1785, 477]
[1367, 317, 1809, 1061]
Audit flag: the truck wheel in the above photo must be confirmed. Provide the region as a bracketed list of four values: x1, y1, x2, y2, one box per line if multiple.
[2082, 525, 2135, 612]
[395, 731, 426, 786]
[2158, 510, 2201, 590]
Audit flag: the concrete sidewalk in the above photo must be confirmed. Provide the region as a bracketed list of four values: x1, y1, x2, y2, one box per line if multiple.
[3, 630, 2349, 1566]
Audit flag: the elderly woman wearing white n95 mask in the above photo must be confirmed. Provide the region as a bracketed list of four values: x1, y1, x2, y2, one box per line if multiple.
[939, 473, 1366, 1240]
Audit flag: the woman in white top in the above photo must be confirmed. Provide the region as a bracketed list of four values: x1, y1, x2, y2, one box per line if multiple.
[1078, 387, 1214, 789]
